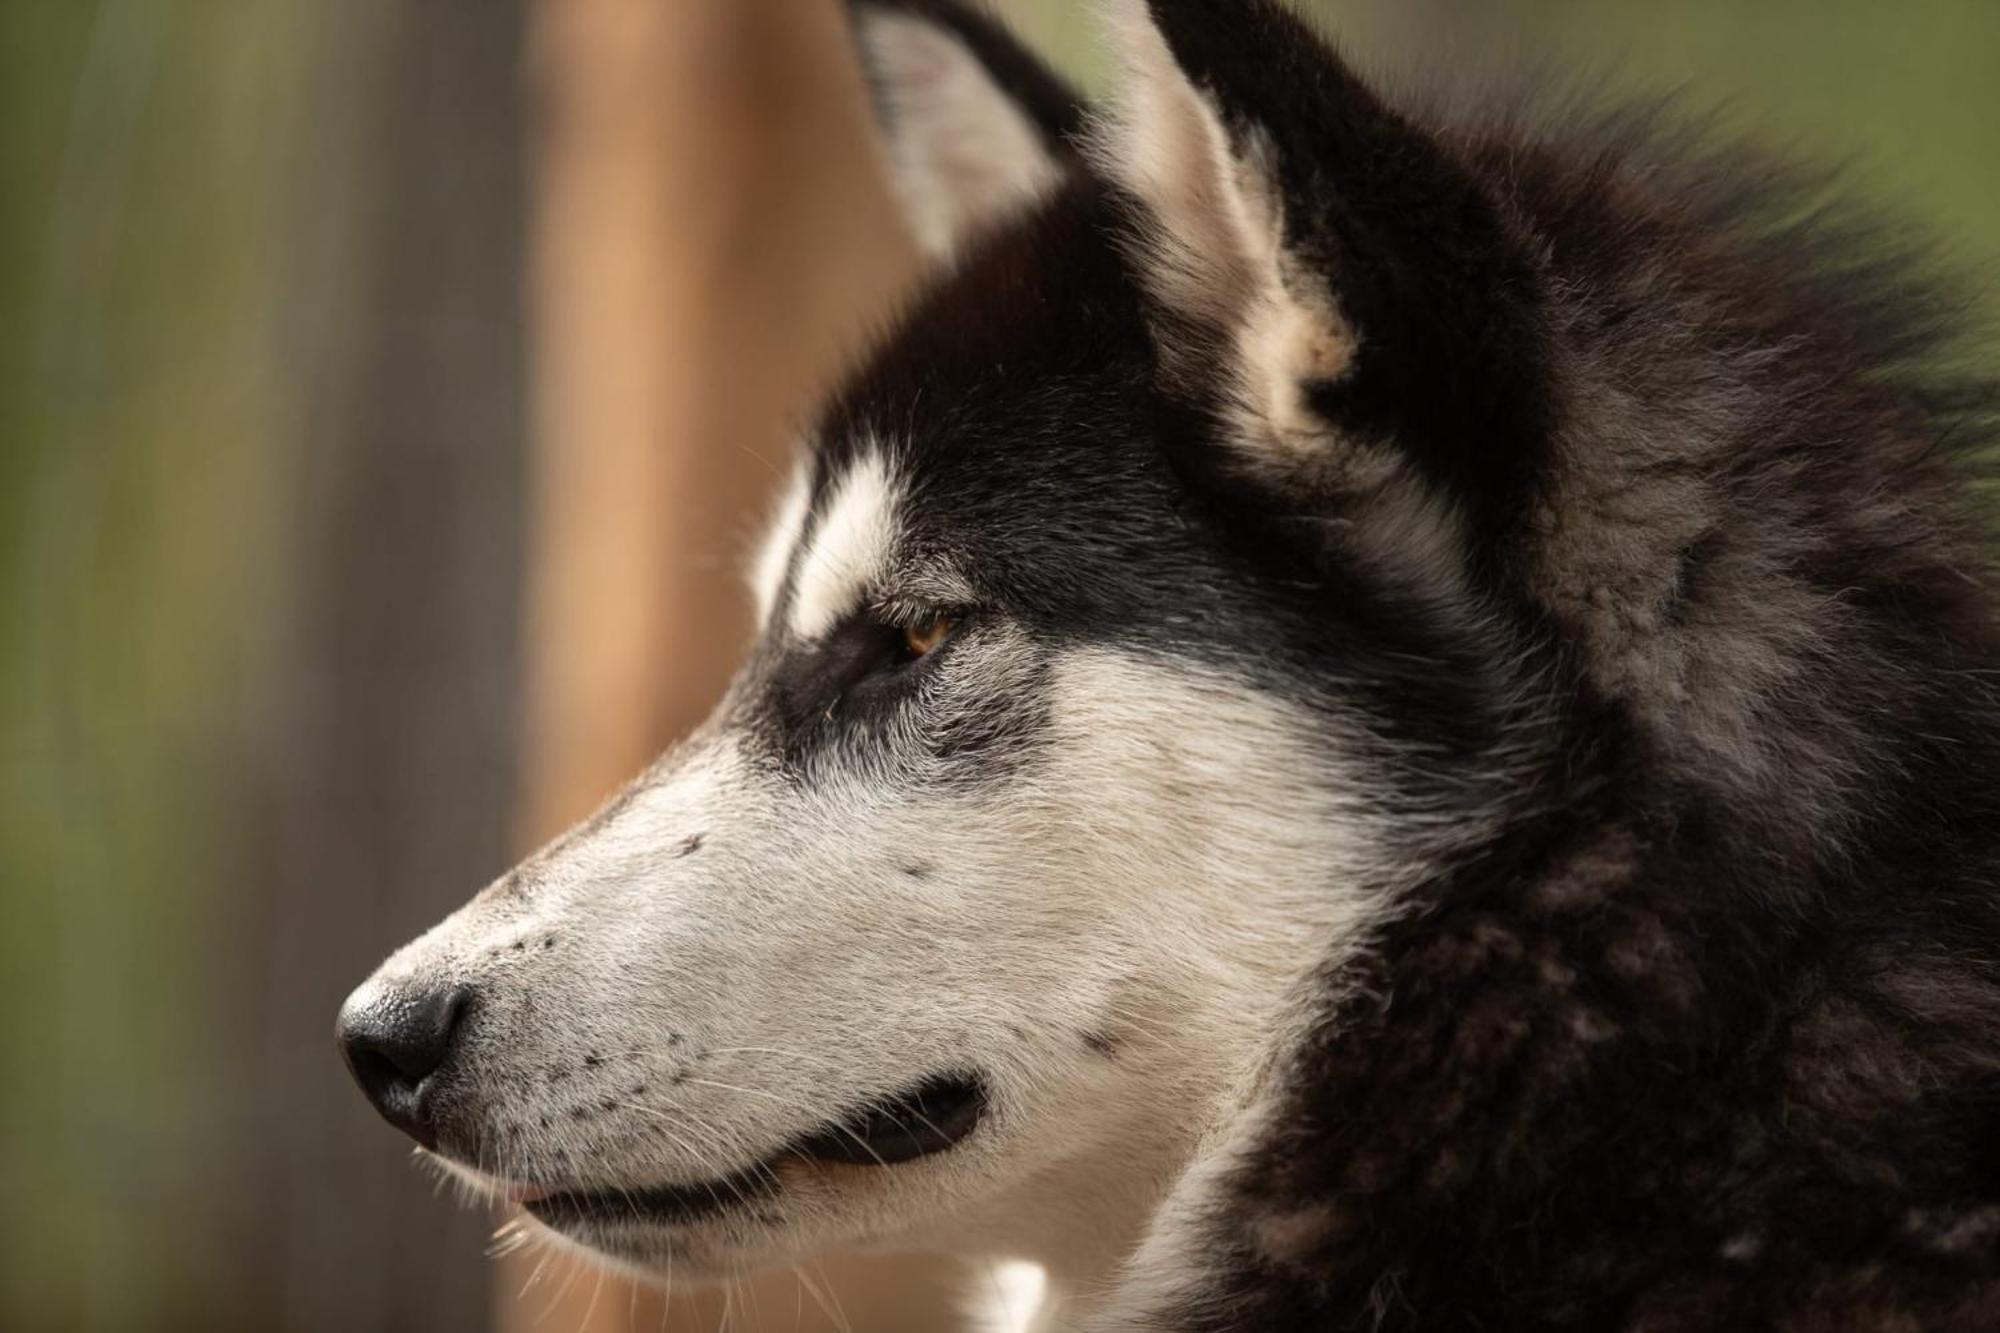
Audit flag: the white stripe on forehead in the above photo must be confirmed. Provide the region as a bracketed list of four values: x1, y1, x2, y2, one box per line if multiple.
[749, 461, 812, 628]
[787, 449, 903, 641]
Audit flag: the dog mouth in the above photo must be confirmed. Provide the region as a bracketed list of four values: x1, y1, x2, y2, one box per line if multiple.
[523, 1072, 986, 1228]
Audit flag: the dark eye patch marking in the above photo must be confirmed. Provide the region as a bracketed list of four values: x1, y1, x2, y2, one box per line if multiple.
[743, 604, 1060, 793]
[765, 611, 967, 761]
[771, 618, 913, 731]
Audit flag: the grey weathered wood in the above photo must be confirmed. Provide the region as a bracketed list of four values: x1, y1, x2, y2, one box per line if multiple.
[250, 3, 525, 1328]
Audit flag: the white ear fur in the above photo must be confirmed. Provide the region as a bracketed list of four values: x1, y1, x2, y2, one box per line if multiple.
[856, 6, 1067, 260]
[1090, 0, 1353, 465]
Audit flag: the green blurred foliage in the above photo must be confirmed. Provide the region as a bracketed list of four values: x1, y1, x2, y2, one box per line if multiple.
[1010, 0, 2000, 315]
[1507, 1, 2000, 289]
[2, 0, 309, 1325]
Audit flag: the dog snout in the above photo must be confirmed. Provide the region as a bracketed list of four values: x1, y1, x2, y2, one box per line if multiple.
[336, 977, 475, 1149]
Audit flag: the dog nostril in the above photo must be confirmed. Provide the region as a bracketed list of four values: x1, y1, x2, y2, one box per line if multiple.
[335, 980, 475, 1149]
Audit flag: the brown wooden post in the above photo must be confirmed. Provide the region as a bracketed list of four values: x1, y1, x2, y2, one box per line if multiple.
[510, 0, 969, 1327]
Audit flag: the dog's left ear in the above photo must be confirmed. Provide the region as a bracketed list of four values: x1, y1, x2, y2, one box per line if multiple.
[1092, 0, 1544, 518]
[850, 1, 1086, 261]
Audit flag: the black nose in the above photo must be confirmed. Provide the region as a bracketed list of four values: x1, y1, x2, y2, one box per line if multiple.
[335, 980, 474, 1148]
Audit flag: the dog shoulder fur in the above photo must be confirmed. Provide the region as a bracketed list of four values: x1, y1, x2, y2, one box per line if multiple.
[1072, 4, 2000, 1330]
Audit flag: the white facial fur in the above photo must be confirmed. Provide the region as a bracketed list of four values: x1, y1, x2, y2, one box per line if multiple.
[785, 447, 899, 641]
[359, 443, 1397, 1318]
[749, 460, 811, 628]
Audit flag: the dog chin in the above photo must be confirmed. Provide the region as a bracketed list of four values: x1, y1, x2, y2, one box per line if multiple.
[510, 1158, 944, 1288]
[424, 1153, 791, 1285]
[424, 1071, 992, 1280]
[521, 1208, 757, 1285]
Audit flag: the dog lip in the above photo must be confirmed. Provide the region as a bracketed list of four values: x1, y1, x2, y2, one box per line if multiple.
[524, 1157, 782, 1228]
[789, 1071, 986, 1166]
[522, 1072, 987, 1229]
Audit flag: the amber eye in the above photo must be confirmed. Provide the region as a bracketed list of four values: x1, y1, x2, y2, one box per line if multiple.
[902, 613, 955, 660]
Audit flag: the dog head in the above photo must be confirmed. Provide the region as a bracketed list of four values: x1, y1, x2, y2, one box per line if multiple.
[338, 0, 1548, 1286]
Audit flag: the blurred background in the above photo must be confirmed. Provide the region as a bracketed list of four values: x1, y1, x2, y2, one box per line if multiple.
[1, 1, 1995, 1329]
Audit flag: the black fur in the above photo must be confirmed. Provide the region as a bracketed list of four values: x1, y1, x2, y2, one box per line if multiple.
[828, 3, 2000, 1325]
[1138, 0, 1556, 574]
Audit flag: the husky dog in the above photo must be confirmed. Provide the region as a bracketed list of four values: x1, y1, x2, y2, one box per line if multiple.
[338, 1, 2000, 1327]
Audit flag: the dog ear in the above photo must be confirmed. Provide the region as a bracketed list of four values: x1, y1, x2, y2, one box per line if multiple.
[850, 1, 1086, 261]
[1090, 0, 1544, 524]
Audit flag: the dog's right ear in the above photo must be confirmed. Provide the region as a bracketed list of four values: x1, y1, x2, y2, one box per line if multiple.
[849, 0, 1084, 260]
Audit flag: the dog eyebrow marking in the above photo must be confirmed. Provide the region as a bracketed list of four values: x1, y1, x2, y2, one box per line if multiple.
[750, 460, 812, 628]
[788, 448, 901, 642]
